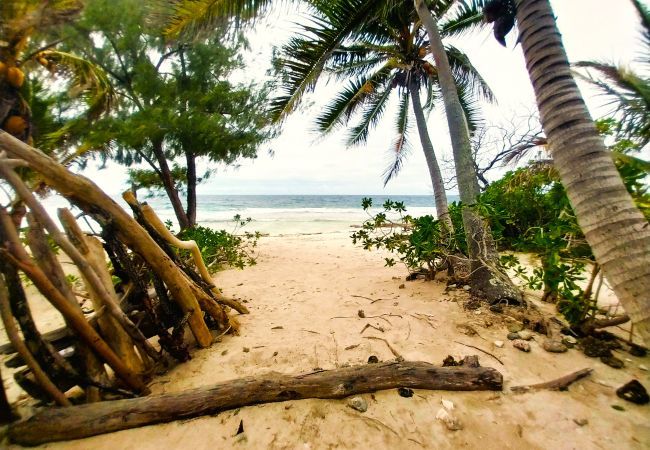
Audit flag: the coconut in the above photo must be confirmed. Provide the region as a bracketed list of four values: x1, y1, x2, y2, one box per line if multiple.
[6, 67, 25, 88]
[3, 115, 28, 136]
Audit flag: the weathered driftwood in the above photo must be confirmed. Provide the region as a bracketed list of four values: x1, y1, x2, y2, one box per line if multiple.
[8, 360, 502, 446]
[137, 200, 249, 315]
[510, 368, 593, 393]
[0, 137, 213, 347]
[0, 364, 15, 424]
[58, 208, 152, 372]
[0, 276, 70, 406]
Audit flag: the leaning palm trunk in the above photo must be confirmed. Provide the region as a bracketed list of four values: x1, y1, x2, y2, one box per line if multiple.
[409, 84, 453, 231]
[414, 0, 521, 302]
[515, 0, 650, 345]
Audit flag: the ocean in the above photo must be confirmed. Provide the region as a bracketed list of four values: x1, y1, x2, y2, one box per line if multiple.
[43, 194, 459, 236]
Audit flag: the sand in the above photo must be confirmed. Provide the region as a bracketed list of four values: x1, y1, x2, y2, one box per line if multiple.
[2, 231, 650, 449]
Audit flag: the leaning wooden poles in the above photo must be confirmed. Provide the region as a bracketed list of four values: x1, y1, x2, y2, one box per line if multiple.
[8, 360, 503, 446]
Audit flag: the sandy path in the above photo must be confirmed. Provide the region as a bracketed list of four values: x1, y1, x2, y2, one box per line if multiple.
[4, 232, 650, 449]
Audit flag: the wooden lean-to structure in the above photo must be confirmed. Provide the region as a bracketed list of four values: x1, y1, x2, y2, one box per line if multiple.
[0, 130, 247, 410]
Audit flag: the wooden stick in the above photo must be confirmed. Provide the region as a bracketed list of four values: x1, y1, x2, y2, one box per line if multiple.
[363, 336, 403, 360]
[138, 202, 249, 315]
[0, 276, 71, 406]
[510, 368, 593, 393]
[454, 341, 504, 365]
[8, 361, 503, 446]
[0, 139, 212, 347]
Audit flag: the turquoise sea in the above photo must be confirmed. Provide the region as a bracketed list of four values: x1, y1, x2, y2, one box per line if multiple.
[44, 194, 459, 236]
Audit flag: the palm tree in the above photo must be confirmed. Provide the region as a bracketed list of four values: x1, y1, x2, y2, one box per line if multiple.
[573, 0, 649, 148]
[273, 1, 493, 230]
[485, 0, 650, 344]
[414, 0, 522, 303]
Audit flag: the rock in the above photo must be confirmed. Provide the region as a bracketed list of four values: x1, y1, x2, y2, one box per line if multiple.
[398, 284, 405, 289]
[494, 340, 504, 348]
[543, 340, 568, 353]
[518, 331, 534, 341]
[601, 355, 624, 369]
[629, 343, 647, 357]
[367, 355, 379, 364]
[489, 304, 503, 313]
[242, 347, 250, 353]
[611, 405, 625, 411]
[397, 387, 414, 398]
[448, 284, 457, 289]
[507, 323, 524, 333]
[562, 336, 578, 348]
[581, 336, 613, 358]
[436, 408, 463, 431]
[462, 285, 471, 291]
[358, 309, 365, 318]
[573, 418, 588, 427]
[474, 310, 482, 315]
[512, 340, 531, 352]
[441, 399, 455, 410]
[639, 364, 648, 371]
[507, 332, 520, 341]
[347, 396, 368, 412]
[616, 380, 649, 405]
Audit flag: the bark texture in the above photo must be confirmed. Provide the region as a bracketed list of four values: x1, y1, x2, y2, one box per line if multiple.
[409, 83, 453, 230]
[8, 360, 502, 446]
[151, 139, 190, 230]
[515, 0, 650, 344]
[414, 0, 521, 303]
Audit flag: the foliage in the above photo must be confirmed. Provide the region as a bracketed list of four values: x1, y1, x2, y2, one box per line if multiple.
[176, 216, 260, 271]
[350, 197, 457, 277]
[272, 0, 492, 182]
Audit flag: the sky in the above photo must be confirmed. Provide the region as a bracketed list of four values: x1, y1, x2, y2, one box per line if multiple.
[79, 0, 648, 196]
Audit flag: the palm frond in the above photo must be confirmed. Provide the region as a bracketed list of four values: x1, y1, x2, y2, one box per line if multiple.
[347, 77, 394, 145]
[439, 0, 488, 37]
[270, 0, 385, 122]
[383, 88, 411, 185]
[446, 44, 495, 103]
[315, 63, 393, 134]
[40, 50, 116, 118]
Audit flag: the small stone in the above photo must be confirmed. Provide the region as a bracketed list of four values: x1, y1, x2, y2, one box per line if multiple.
[463, 285, 471, 291]
[507, 332, 520, 341]
[436, 408, 463, 431]
[601, 355, 624, 369]
[221, 349, 228, 356]
[398, 284, 405, 289]
[397, 387, 414, 398]
[616, 380, 649, 405]
[562, 336, 578, 348]
[507, 323, 524, 333]
[543, 340, 568, 353]
[639, 364, 648, 371]
[629, 343, 647, 357]
[347, 396, 368, 412]
[518, 331, 534, 341]
[368, 355, 379, 364]
[474, 310, 482, 315]
[441, 399, 455, 410]
[272, 351, 278, 357]
[242, 347, 250, 353]
[611, 405, 625, 411]
[513, 340, 531, 352]
[448, 284, 457, 289]
[358, 309, 365, 318]
[573, 418, 588, 427]
[494, 340, 504, 348]
[489, 304, 503, 314]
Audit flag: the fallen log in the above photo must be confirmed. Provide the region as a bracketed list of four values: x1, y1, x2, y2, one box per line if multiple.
[8, 360, 502, 446]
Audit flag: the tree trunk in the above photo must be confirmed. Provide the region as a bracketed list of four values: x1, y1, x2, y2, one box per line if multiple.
[8, 360, 502, 446]
[515, 0, 650, 345]
[151, 139, 190, 230]
[186, 150, 197, 228]
[409, 83, 453, 231]
[414, 0, 522, 303]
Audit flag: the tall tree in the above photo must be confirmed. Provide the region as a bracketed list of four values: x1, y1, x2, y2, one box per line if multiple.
[273, 0, 493, 230]
[57, 0, 274, 229]
[414, 0, 521, 303]
[484, 0, 650, 344]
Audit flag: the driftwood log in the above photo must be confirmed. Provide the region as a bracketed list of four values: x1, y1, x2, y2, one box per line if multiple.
[8, 360, 502, 446]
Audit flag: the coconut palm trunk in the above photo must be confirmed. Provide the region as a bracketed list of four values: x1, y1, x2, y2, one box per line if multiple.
[409, 83, 453, 231]
[515, 0, 650, 344]
[414, 0, 521, 302]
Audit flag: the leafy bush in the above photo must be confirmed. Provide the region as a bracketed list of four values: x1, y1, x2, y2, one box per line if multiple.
[176, 215, 260, 271]
[351, 198, 457, 278]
